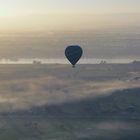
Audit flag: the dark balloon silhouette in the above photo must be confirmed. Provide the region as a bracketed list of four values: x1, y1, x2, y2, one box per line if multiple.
[65, 45, 83, 68]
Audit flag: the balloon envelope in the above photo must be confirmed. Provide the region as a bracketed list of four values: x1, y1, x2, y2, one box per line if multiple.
[65, 45, 83, 67]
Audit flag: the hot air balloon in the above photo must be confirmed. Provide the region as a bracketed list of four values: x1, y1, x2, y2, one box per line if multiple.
[65, 45, 83, 68]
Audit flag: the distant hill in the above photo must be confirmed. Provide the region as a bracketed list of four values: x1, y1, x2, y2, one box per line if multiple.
[4, 88, 140, 119]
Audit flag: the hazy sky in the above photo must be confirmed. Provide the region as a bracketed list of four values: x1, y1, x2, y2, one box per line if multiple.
[0, 0, 140, 59]
[0, 0, 140, 15]
[0, 0, 140, 31]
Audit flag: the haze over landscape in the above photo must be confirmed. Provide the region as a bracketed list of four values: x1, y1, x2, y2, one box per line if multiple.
[0, 0, 140, 140]
[0, 0, 140, 60]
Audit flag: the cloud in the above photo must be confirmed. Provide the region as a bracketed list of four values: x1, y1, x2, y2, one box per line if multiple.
[0, 72, 139, 112]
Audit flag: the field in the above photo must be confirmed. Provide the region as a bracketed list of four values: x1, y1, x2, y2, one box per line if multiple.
[0, 64, 140, 140]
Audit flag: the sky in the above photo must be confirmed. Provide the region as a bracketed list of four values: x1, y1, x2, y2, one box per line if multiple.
[0, 0, 140, 31]
[0, 0, 140, 59]
[0, 0, 140, 15]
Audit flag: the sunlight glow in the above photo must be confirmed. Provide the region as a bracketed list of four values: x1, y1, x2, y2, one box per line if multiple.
[0, 0, 140, 31]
